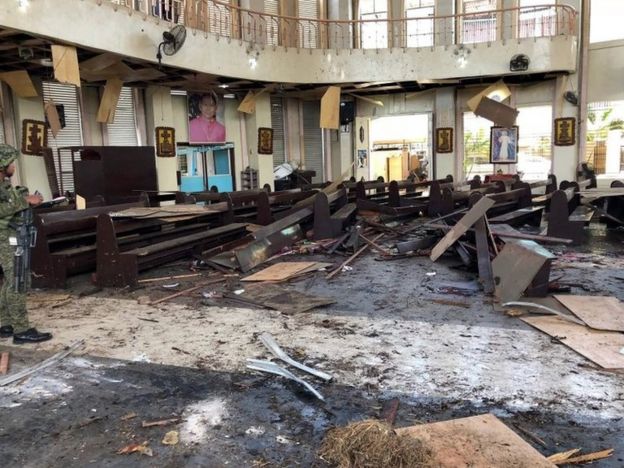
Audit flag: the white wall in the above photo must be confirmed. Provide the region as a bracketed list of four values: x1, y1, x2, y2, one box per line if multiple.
[587, 40, 624, 102]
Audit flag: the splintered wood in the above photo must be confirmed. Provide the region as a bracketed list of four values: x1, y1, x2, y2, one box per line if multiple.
[396, 413, 555, 467]
[242, 262, 330, 282]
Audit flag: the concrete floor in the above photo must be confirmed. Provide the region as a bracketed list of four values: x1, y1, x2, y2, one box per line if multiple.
[0, 223, 623, 467]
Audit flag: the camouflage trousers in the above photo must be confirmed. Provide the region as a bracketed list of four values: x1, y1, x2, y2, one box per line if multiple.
[0, 232, 29, 333]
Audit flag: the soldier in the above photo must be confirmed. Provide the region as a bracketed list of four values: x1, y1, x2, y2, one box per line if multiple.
[0, 144, 52, 344]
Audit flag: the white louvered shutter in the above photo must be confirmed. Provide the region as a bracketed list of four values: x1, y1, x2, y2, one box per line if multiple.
[264, 0, 280, 46]
[302, 100, 323, 182]
[107, 87, 138, 146]
[42, 81, 84, 192]
[271, 96, 286, 165]
[298, 0, 319, 48]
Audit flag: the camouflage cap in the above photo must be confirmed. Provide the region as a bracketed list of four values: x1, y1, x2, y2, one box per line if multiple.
[0, 144, 19, 168]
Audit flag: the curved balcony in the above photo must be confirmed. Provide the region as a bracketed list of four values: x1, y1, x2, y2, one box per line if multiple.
[1, 0, 578, 84]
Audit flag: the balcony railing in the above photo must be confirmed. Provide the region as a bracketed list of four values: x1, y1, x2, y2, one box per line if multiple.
[106, 1, 577, 50]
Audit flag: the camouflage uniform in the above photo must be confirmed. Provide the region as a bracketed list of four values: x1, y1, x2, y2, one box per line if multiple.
[0, 144, 30, 333]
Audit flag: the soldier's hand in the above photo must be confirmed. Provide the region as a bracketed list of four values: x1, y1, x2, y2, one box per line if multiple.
[25, 194, 43, 206]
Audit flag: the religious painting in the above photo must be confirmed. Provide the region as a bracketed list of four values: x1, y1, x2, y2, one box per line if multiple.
[490, 126, 519, 164]
[188, 91, 226, 143]
[155, 126, 176, 157]
[436, 127, 453, 153]
[554, 117, 576, 146]
[257, 127, 273, 155]
[21, 119, 47, 156]
[357, 149, 368, 168]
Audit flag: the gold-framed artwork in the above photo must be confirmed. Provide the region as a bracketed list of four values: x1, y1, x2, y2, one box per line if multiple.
[155, 126, 176, 157]
[554, 117, 575, 146]
[21, 119, 47, 156]
[258, 127, 273, 155]
[436, 127, 453, 153]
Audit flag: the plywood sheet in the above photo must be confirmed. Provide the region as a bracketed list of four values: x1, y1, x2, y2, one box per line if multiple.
[467, 80, 511, 112]
[51, 45, 81, 87]
[430, 197, 495, 261]
[44, 100, 62, 138]
[521, 315, 624, 369]
[79, 52, 121, 73]
[474, 96, 519, 128]
[397, 413, 554, 468]
[320, 86, 341, 129]
[96, 78, 123, 123]
[0, 70, 37, 97]
[492, 240, 554, 303]
[242, 262, 318, 282]
[226, 284, 335, 314]
[554, 295, 624, 332]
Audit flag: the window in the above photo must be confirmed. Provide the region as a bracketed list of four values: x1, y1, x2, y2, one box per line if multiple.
[42, 81, 84, 192]
[298, 0, 319, 48]
[271, 96, 286, 165]
[463, 112, 493, 179]
[586, 101, 624, 175]
[590, 0, 624, 43]
[518, 0, 556, 39]
[516, 105, 552, 180]
[264, 0, 279, 46]
[405, 0, 435, 48]
[461, 0, 497, 44]
[106, 87, 138, 146]
[360, 0, 388, 49]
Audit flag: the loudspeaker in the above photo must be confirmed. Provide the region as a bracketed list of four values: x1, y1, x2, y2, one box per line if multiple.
[339, 101, 354, 125]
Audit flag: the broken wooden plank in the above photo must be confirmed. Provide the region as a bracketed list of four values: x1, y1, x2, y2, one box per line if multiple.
[396, 413, 555, 468]
[235, 225, 305, 273]
[547, 448, 581, 463]
[427, 223, 573, 244]
[225, 284, 335, 314]
[474, 216, 494, 294]
[327, 233, 384, 279]
[141, 418, 181, 428]
[0, 352, 9, 375]
[358, 233, 392, 256]
[554, 295, 624, 332]
[492, 240, 554, 302]
[242, 262, 318, 282]
[521, 315, 624, 369]
[430, 197, 495, 261]
[552, 448, 613, 465]
[148, 278, 225, 306]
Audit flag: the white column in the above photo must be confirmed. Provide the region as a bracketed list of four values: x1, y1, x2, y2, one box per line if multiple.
[145, 86, 178, 191]
[434, 0, 455, 47]
[244, 93, 274, 189]
[435, 88, 456, 179]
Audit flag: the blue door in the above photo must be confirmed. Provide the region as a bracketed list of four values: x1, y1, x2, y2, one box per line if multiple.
[209, 149, 233, 192]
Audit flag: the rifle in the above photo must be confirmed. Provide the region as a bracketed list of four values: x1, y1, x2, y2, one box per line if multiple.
[13, 208, 37, 293]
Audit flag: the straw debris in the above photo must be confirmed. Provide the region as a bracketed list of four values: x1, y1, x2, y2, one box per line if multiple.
[319, 419, 431, 468]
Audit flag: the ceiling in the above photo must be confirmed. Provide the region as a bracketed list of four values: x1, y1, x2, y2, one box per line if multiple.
[0, 27, 560, 101]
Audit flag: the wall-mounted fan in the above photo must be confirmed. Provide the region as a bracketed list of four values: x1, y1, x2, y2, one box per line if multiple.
[156, 25, 186, 66]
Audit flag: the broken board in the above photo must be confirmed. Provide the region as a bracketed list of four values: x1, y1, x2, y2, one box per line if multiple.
[225, 284, 335, 314]
[554, 295, 624, 332]
[430, 197, 495, 261]
[242, 262, 323, 282]
[396, 413, 555, 468]
[521, 315, 624, 369]
[492, 240, 554, 302]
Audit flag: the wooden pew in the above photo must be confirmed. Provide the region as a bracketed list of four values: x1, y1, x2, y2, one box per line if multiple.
[95, 215, 249, 287]
[546, 188, 594, 244]
[312, 189, 356, 240]
[487, 183, 544, 227]
[31, 201, 148, 288]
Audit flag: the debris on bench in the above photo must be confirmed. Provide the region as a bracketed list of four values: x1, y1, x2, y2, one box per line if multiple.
[223, 283, 335, 314]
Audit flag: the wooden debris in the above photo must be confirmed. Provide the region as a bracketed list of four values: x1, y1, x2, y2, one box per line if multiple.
[512, 424, 548, 448]
[327, 233, 384, 279]
[242, 262, 319, 282]
[148, 277, 226, 306]
[431, 299, 470, 309]
[430, 197, 495, 261]
[381, 398, 400, 426]
[117, 441, 153, 456]
[138, 273, 201, 283]
[141, 417, 181, 428]
[0, 352, 9, 375]
[554, 295, 624, 332]
[224, 284, 335, 314]
[547, 448, 581, 463]
[548, 448, 613, 465]
[162, 430, 179, 445]
[120, 412, 137, 421]
[359, 233, 392, 256]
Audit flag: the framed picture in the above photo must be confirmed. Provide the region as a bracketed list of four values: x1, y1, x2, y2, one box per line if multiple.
[436, 127, 453, 153]
[187, 91, 226, 143]
[554, 117, 575, 146]
[490, 126, 519, 164]
[155, 126, 176, 157]
[258, 127, 273, 155]
[21, 119, 48, 156]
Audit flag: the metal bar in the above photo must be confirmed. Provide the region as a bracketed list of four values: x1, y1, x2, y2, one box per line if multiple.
[259, 333, 332, 382]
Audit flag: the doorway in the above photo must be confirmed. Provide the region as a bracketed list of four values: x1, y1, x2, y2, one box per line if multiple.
[368, 114, 432, 181]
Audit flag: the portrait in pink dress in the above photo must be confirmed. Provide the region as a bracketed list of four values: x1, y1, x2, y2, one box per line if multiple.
[188, 91, 226, 143]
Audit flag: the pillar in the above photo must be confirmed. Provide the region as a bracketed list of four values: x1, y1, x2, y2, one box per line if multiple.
[12, 79, 52, 199]
[244, 93, 273, 189]
[434, 0, 455, 47]
[327, 0, 353, 49]
[145, 86, 178, 191]
[435, 88, 456, 179]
